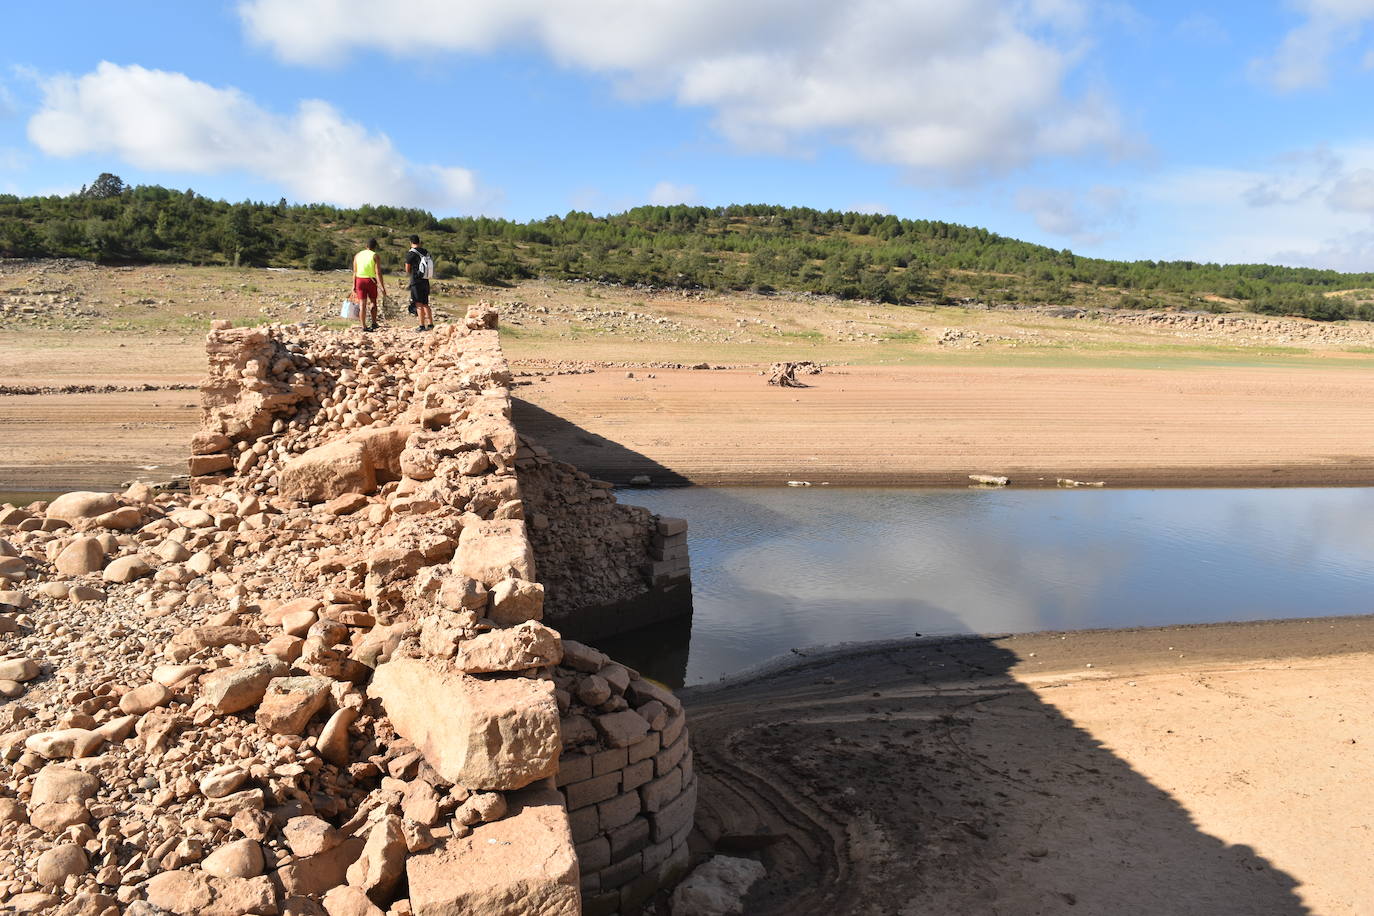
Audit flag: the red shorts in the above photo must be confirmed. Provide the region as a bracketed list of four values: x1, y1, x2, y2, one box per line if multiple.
[353, 277, 378, 304]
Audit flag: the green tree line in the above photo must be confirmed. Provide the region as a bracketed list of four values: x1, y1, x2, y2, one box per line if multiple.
[3, 174, 1374, 320]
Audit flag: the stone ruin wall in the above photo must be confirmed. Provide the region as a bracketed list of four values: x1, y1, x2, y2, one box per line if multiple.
[518, 455, 690, 641]
[553, 640, 695, 916]
[193, 312, 690, 640]
[0, 309, 693, 915]
[194, 308, 698, 914]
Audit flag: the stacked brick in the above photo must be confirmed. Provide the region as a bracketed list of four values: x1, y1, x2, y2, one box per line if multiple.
[645, 516, 689, 587]
[553, 640, 695, 915]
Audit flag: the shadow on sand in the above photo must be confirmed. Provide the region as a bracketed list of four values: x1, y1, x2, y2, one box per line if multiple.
[679, 627, 1312, 916]
[511, 395, 691, 486]
[513, 397, 1311, 913]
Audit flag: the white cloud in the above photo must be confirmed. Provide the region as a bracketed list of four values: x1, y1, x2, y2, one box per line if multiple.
[647, 181, 698, 206]
[1327, 167, 1374, 212]
[1271, 230, 1374, 271]
[27, 62, 496, 211]
[1253, 0, 1374, 91]
[1133, 143, 1374, 267]
[238, 0, 1129, 181]
[1016, 185, 1130, 244]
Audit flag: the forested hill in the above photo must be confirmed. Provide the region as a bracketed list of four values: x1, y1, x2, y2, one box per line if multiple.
[3, 174, 1373, 320]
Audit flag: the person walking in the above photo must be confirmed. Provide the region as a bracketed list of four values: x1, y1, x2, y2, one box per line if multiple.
[352, 238, 387, 332]
[404, 235, 434, 331]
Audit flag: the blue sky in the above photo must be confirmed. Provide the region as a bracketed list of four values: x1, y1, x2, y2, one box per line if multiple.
[6, 1, 1374, 268]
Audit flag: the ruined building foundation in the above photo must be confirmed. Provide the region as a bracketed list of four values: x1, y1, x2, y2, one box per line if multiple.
[0, 307, 693, 915]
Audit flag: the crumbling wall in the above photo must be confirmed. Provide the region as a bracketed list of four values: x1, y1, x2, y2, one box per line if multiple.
[196, 314, 691, 643]
[517, 450, 690, 639]
[553, 640, 695, 915]
[0, 309, 695, 915]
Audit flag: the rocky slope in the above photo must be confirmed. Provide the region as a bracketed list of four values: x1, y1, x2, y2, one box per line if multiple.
[0, 307, 693, 915]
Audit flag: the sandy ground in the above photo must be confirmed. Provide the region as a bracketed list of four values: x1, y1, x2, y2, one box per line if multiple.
[514, 364, 1374, 487]
[682, 617, 1374, 915]
[9, 362, 1374, 491]
[6, 263, 1374, 490]
[0, 389, 197, 492]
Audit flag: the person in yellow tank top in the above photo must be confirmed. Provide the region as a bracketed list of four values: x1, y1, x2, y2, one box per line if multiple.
[351, 238, 387, 331]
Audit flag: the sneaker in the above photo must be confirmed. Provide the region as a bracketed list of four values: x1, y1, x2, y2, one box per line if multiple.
[414, 325, 425, 332]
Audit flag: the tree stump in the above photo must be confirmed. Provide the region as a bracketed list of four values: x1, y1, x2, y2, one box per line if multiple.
[767, 363, 806, 387]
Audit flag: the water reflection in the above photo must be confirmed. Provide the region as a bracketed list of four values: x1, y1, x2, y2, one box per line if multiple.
[620, 487, 1374, 685]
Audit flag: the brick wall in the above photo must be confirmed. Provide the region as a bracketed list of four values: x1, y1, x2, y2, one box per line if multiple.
[553, 641, 696, 914]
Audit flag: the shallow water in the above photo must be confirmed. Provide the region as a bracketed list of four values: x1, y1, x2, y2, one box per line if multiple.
[605, 487, 1374, 686]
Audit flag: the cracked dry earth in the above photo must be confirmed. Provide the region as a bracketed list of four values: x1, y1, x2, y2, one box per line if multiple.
[682, 619, 1374, 916]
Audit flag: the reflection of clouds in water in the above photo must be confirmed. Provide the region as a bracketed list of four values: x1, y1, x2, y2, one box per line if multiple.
[719, 498, 1120, 636]
[625, 487, 1374, 684]
[1115, 489, 1374, 575]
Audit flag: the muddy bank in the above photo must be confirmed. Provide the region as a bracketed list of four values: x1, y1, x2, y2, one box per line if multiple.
[681, 617, 1374, 915]
[515, 365, 1374, 488]
[12, 361, 1374, 492]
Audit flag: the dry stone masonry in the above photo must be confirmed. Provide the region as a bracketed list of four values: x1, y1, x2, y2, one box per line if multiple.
[552, 641, 694, 916]
[518, 455, 690, 640]
[0, 307, 694, 915]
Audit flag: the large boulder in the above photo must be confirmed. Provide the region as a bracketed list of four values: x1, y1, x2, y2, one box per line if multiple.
[144, 868, 277, 916]
[370, 656, 560, 790]
[191, 432, 231, 455]
[32, 765, 99, 808]
[102, 556, 152, 584]
[280, 440, 377, 503]
[35, 844, 87, 887]
[669, 855, 767, 916]
[45, 492, 118, 523]
[454, 520, 535, 587]
[201, 838, 265, 879]
[454, 622, 562, 674]
[92, 506, 142, 530]
[201, 657, 287, 714]
[487, 578, 544, 626]
[255, 676, 331, 735]
[406, 787, 579, 916]
[345, 814, 405, 903]
[347, 426, 416, 484]
[273, 836, 365, 897]
[55, 537, 104, 576]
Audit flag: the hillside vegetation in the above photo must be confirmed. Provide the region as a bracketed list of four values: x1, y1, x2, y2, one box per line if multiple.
[4, 173, 1374, 321]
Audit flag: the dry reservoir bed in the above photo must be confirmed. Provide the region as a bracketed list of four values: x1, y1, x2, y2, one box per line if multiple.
[682, 617, 1374, 916]
[519, 364, 1374, 487]
[9, 359, 1374, 491]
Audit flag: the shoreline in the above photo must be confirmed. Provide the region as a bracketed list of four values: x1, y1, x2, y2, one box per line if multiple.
[513, 364, 1374, 492]
[9, 465, 1374, 496]
[681, 614, 1374, 696]
[610, 464, 1374, 488]
[10, 359, 1374, 492]
[681, 615, 1374, 915]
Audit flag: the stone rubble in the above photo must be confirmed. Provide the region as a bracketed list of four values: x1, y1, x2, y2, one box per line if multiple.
[0, 306, 696, 915]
